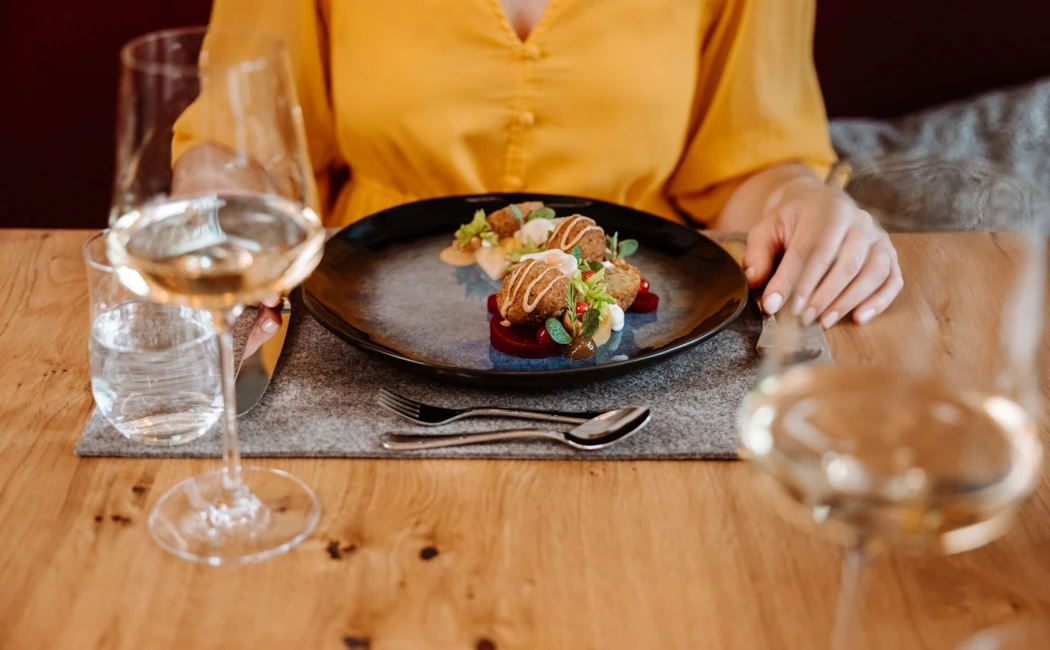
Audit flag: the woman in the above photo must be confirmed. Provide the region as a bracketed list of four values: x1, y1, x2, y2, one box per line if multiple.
[177, 0, 901, 331]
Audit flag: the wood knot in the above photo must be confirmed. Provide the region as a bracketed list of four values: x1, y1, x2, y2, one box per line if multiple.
[343, 636, 370, 648]
[326, 541, 358, 560]
[326, 541, 342, 560]
[476, 638, 497, 650]
[110, 515, 132, 526]
[131, 485, 147, 495]
[420, 546, 439, 561]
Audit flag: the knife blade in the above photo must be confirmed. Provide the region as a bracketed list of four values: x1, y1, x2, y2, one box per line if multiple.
[235, 296, 291, 416]
[716, 240, 824, 361]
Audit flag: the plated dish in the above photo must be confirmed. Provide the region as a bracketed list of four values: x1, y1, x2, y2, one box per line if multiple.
[303, 193, 749, 386]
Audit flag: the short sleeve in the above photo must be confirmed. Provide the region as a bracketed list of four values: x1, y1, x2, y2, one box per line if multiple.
[172, 0, 341, 213]
[668, 0, 836, 226]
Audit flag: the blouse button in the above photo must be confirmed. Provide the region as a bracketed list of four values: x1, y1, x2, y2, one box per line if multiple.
[516, 111, 535, 127]
[521, 44, 541, 60]
[504, 175, 525, 190]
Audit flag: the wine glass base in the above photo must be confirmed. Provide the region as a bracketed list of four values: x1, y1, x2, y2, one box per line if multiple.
[149, 466, 320, 566]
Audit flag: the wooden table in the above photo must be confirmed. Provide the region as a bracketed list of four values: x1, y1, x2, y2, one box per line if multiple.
[1, 230, 1047, 650]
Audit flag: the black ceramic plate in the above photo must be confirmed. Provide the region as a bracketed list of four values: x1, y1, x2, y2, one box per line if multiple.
[303, 193, 748, 386]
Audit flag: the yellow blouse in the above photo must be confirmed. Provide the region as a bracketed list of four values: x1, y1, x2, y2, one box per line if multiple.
[189, 0, 835, 228]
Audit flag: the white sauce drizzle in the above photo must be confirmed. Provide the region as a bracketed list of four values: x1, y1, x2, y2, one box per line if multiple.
[498, 259, 566, 318]
[550, 216, 602, 252]
[519, 250, 576, 277]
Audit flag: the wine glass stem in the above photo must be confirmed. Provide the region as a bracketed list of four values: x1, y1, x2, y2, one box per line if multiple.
[830, 540, 873, 650]
[213, 310, 245, 499]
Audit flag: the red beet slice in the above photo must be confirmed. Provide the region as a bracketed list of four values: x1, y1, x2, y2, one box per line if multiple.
[628, 292, 659, 313]
[487, 294, 499, 315]
[489, 317, 561, 358]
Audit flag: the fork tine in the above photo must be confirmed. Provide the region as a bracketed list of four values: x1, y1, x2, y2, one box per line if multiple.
[377, 398, 422, 422]
[377, 394, 420, 416]
[377, 388, 416, 408]
[378, 388, 422, 410]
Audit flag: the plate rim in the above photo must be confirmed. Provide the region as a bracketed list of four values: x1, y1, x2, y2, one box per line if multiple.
[303, 192, 749, 384]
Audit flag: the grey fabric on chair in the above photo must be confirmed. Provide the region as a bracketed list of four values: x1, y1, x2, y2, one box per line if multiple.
[829, 77, 1050, 232]
[844, 155, 1050, 233]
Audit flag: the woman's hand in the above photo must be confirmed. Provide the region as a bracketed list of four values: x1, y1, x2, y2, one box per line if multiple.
[716, 163, 903, 328]
[258, 295, 284, 333]
[743, 179, 902, 327]
[240, 295, 285, 360]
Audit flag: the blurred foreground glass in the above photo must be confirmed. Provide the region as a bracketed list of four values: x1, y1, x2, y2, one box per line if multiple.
[956, 622, 1050, 649]
[107, 27, 325, 565]
[84, 230, 221, 445]
[737, 161, 1046, 649]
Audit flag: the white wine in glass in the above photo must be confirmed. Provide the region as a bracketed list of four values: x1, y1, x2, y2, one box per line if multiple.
[108, 27, 325, 565]
[741, 366, 1042, 555]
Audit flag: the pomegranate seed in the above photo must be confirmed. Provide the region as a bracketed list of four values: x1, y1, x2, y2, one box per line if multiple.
[582, 270, 595, 281]
[575, 301, 589, 315]
[536, 327, 553, 345]
[638, 278, 650, 294]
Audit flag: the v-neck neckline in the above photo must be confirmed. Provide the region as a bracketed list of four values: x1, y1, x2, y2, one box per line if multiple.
[484, 0, 564, 47]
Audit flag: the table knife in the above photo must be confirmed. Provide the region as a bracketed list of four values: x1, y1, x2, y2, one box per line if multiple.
[235, 297, 292, 416]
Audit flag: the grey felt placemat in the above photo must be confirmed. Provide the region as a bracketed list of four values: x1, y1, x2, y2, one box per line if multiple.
[75, 234, 831, 461]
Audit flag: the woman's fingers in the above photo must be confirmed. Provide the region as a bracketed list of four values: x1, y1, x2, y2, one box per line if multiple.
[257, 304, 283, 333]
[850, 256, 903, 325]
[802, 220, 879, 325]
[241, 304, 284, 360]
[761, 246, 805, 315]
[787, 207, 853, 320]
[820, 238, 899, 327]
[742, 218, 780, 289]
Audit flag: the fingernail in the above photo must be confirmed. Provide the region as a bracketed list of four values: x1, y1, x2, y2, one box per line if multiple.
[856, 309, 876, 325]
[821, 311, 839, 329]
[261, 320, 279, 333]
[801, 307, 817, 326]
[762, 293, 783, 314]
[792, 296, 807, 316]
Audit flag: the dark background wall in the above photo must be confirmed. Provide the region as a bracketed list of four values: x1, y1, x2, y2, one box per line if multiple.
[4, 1, 1050, 229]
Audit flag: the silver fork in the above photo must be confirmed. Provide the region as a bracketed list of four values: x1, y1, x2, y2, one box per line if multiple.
[377, 388, 608, 427]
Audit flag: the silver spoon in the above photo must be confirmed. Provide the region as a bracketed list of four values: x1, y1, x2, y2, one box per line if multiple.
[379, 407, 651, 451]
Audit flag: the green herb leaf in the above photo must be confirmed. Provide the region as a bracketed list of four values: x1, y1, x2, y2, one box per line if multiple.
[527, 207, 555, 221]
[509, 204, 524, 221]
[564, 285, 577, 323]
[588, 261, 605, 273]
[617, 239, 639, 258]
[579, 308, 601, 338]
[507, 243, 543, 263]
[605, 232, 620, 260]
[545, 317, 572, 345]
[571, 245, 582, 262]
[454, 209, 493, 249]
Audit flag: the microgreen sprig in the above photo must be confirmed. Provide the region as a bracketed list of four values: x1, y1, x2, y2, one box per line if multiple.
[454, 209, 498, 249]
[605, 231, 638, 260]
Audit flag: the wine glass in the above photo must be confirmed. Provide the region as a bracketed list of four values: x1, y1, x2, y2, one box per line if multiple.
[737, 160, 1047, 648]
[956, 622, 1050, 649]
[106, 27, 324, 565]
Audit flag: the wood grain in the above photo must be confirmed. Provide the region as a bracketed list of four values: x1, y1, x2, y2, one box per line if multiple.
[0, 230, 1048, 650]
